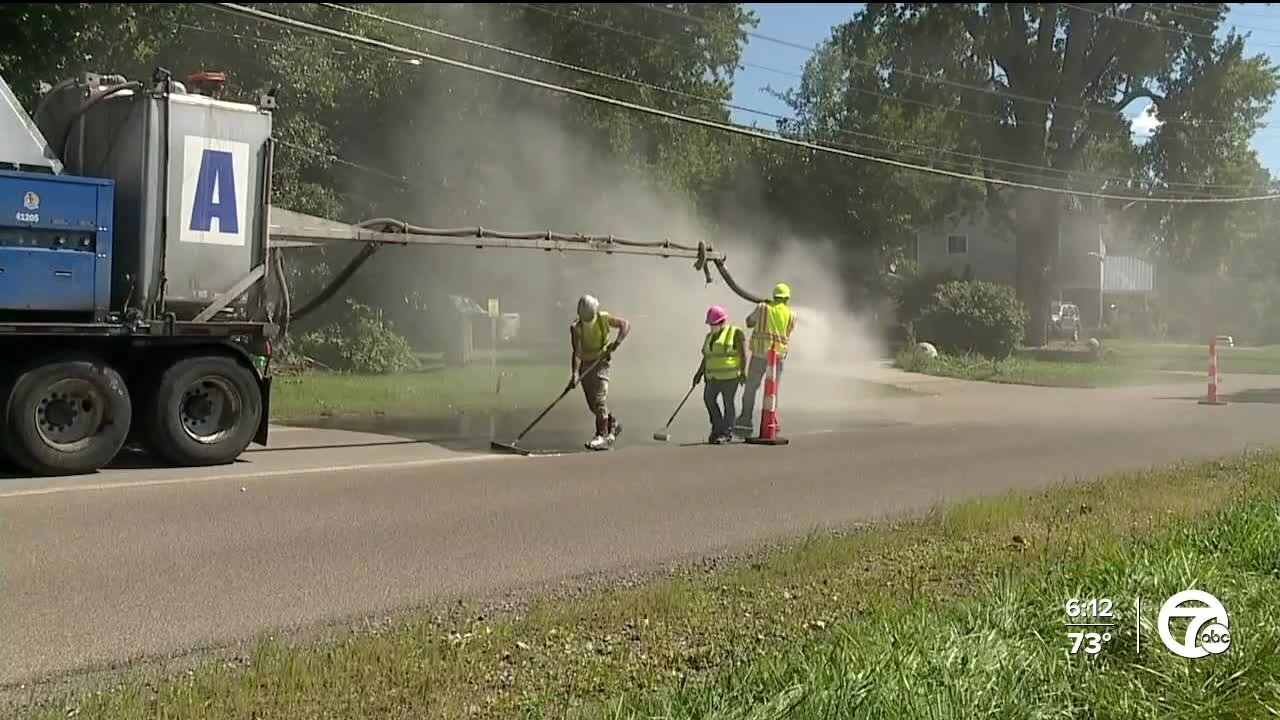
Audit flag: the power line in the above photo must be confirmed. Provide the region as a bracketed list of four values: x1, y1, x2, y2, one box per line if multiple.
[631, 2, 1140, 119]
[1156, 2, 1264, 31]
[508, 2, 805, 82]
[187, 8, 1265, 197]
[635, 2, 1274, 133]
[202, 2, 1280, 204]
[1063, 3, 1265, 44]
[274, 138, 410, 185]
[522, 2, 1272, 146]
[328, 2, 1273, 193]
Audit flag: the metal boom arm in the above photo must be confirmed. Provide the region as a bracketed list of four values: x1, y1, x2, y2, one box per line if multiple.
[268, 207, 726, 262]
[265, 208, 766, 326]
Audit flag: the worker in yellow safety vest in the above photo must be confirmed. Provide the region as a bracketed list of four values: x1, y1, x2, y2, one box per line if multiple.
[734, 282, 796, 437]
[693, 305, 747, 444]
[570, 294, 631, 450]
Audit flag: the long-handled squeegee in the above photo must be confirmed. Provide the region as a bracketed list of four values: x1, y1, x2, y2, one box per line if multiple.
[490, 356, 609, 455]
[653, 380, 698, 442]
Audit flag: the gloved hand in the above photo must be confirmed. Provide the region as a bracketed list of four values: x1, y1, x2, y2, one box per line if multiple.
[737, 372, 746, 386]
[568, 371, 580, 389]
[692, 369, 704, 386]
[606, 340, 621, 356]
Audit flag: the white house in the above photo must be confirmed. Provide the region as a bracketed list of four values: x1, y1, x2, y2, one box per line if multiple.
[911, 204, 1155, 328]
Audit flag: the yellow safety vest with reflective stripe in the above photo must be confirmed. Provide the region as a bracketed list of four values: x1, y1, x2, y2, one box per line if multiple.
[750, 301, 794, 357]
[574, 311, 612, 361]
[702, 324, 743, 380]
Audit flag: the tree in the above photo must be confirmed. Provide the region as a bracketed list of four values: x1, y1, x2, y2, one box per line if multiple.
[780, 2, 1279, 345]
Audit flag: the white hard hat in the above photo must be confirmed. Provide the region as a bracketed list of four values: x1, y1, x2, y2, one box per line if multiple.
[577, 294, 599, 321]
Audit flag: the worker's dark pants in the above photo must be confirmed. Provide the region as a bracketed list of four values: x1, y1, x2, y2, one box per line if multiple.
[703, 378, 739, 439]
[736, 355, 785, 432]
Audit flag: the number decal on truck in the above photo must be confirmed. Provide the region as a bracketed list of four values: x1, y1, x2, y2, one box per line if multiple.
[15, 212, 39, 223]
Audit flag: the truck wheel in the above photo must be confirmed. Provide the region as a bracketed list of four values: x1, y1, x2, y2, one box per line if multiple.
[4, 356, 132, 476]
[146, 355, 262, 467]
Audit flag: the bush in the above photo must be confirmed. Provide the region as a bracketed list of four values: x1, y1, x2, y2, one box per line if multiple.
[892, 265, 959, 327]
[295, 300, 419, 374]
[917, 280, 1028, 360]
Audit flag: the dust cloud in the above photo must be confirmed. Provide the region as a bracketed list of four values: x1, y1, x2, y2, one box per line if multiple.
[355, 7, 891, 414]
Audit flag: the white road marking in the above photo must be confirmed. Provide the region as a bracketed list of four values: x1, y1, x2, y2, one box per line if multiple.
[0, 454, 514, 500]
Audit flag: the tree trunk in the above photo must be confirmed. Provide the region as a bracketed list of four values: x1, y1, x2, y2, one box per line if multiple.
[1014, 190, 1061, 347]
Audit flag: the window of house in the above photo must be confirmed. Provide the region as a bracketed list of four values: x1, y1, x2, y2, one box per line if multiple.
[947, 234, 968, 255]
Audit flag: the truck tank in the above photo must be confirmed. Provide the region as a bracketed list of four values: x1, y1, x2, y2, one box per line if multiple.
[40, 72, 272, 321]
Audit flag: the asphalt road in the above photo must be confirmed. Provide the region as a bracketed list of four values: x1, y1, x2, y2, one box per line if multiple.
[3, 367, 1280, 687]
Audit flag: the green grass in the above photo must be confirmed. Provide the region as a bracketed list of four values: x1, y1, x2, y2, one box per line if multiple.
[269, 363, 567, 421]
[269, 363, 915, 422]
[14, 451, 1280, 719]
[1106, 339, 1280, 375]
[613, 496, 1280, 719]
[897, 351, 1199, 388]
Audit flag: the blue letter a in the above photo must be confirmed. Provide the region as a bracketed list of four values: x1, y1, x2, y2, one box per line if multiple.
[190, 149, 239, 234]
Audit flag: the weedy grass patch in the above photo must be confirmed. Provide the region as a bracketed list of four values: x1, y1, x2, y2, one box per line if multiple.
[607, 498, 1280, 719]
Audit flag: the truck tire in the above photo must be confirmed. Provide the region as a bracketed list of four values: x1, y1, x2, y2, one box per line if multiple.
[4, 355, 132, 476]
[146, 355, 262, 467]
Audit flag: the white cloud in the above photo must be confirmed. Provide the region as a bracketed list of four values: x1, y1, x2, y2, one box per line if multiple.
[1130, 105, 1163, 139]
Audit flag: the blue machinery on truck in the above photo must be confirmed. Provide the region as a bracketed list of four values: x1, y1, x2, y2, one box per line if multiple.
[0, 68, 753, 477]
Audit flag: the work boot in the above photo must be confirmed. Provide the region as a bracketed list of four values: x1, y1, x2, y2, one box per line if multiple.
[586, 435, 608, 451]
[608, 415, 622, 440]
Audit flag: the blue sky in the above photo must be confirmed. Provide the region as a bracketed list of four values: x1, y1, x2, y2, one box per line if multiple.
[730, 3, 1280, 175]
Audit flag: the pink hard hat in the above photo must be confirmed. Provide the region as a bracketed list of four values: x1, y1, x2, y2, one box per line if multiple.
[705, 305, 728, 325]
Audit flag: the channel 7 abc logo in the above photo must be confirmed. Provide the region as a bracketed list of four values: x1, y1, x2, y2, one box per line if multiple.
[1158, 590, 1232, 659]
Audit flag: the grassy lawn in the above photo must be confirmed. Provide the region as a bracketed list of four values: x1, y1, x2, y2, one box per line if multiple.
[897, 351, 1200, 388]
[1106, 339, 1280, 375]
[269, 363, 567, 421]
[270, 363, 915, 422]
[15, 451, 1280, 719]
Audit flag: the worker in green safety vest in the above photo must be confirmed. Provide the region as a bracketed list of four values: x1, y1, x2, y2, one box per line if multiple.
[570, 293, 630, 451]
[693, 305, 747, 444]
[735, 282, 796, 437]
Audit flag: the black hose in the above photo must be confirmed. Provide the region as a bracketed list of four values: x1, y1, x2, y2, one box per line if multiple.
[287, 242, 380, 323]
[712, 259, 767, 304]
[32, 77, 78, 127]
[56, 81, 144, 166]
[273, 248, 292, 342]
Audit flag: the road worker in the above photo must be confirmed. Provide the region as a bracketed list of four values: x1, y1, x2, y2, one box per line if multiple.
[735, 282, 796, 437]
[569, 294, 631, 450]
[693, 305, 747, 444]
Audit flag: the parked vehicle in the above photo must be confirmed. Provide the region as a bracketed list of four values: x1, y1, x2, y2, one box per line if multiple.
[1049, 301, 1082, 343]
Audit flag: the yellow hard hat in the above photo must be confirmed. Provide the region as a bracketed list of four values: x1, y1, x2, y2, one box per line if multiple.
[772, 282, 791, 300]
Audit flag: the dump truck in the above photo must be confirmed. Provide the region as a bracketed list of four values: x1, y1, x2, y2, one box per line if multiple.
[1, 67, 733, 477]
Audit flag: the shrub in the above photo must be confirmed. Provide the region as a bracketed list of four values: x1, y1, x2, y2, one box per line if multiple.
[917, 280, 1028, 360]
[295, 300, 419, 374]
[892, 266, 959, 327]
